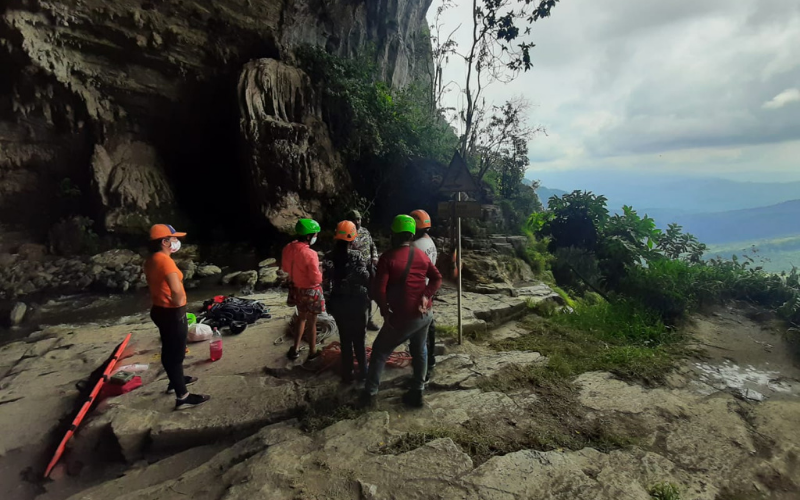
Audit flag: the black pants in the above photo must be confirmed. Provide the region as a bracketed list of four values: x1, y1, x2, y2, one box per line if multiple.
[151, 305, 188, 397]
[427, 316, 436, 369]
[329, 298, 368, 380]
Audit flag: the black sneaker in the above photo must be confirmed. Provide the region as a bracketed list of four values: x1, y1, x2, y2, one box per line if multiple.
[367, 321, 380, 332]
[175, 393, 210, 410]
[402, 389, 424, 408]
[358, 390, 377, 409]
[286, 346, 299, 360]
[165, 376, 198, 394]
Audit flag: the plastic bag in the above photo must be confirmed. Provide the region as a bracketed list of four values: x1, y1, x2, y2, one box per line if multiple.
[188, 323, 213, 342]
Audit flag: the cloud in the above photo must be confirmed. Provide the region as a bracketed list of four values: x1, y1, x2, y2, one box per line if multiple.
[430, 0, 800, 182]
[762, 88, 800, 109]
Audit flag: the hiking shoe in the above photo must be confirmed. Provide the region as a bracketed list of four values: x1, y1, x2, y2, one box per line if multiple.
[402, 389, 424, 408]
[175, 393, 210, 410]
[358, 391, 377, 409]
[286, 346, 299, 360]
[367, 321, 380, 332]
[165, 376, 198, 394]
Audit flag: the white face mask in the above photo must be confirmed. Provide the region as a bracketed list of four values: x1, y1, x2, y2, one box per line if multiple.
[169, 240, 181, 253]
[309, 236, 318, 246]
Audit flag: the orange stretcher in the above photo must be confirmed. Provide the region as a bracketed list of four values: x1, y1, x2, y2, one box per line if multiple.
[44, 333, 132, 478]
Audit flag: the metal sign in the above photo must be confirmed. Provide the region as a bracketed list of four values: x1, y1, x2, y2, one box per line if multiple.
[439, 152, 479, 193]
[438, 201, 483, 219]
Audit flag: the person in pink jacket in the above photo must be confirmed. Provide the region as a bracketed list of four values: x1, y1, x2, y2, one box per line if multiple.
[281, 218, 324, 362]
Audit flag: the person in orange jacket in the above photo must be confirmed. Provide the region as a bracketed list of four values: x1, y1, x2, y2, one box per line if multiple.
[281, 218, 324, 364]
[144, 224, 210, 410]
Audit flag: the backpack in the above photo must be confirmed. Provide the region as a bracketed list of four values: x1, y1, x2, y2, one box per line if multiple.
[201, 296, 271, 327]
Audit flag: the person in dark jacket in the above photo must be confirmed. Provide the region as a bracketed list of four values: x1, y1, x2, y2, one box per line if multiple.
[349, 209, 381, 331]
[361, 215, 442, 408]
[322, 221, 371, 383]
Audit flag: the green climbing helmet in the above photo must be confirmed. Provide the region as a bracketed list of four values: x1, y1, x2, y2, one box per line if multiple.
[295, 218, 321, 236]
[391, 214, 417, 235]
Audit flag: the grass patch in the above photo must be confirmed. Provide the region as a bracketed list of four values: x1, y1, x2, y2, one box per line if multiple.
[649, 482, 681, 500]
[298, 393, 366, 433]
[434, 324, 458, 338]
[552, 285, 577, 308]
[487, 302, 681, 388]
[382, 415, 639, 466]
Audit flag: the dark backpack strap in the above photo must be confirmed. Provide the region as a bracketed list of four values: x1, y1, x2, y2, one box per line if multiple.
[399, 247, 415, 285]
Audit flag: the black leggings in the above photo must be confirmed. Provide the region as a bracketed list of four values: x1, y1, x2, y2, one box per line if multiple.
[329, 298, 368, 380]
[151, 305, 188, 397]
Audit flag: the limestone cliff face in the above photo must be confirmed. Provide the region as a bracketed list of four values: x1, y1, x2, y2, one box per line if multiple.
[0, 0, 432, 244]
[238, 58, 346, 232]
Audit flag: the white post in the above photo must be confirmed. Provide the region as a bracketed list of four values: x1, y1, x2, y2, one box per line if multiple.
[457, 192, 463, 345]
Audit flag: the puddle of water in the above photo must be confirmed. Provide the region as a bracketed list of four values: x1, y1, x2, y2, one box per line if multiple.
[694, 360, 793, 401]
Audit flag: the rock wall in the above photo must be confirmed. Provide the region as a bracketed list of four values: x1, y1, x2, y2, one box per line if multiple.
[0, 0, 433, 243]
[238, 58, 346, 232]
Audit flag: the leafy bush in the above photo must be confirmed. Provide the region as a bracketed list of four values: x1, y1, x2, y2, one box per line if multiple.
[296, 45, 457, 168]
[619, 257, 800, 325]
[519, 231, 552, 276]
[524, 188, 800, 326]
[550, 246, 601, 294]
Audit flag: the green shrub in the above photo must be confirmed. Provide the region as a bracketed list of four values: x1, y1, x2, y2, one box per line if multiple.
[618, 257, 800, 326]
[618, 260, 698, 324]
[519, 231, 552, 276]
[551, 286, 576, 308]
[649, 482, 681, 500]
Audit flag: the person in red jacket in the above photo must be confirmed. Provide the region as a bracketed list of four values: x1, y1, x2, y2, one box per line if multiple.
[361, 215, 442, 408]
[281, 218, 324, 363]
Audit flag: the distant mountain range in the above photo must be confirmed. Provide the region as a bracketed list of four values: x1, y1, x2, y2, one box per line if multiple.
[535, 186, 567, 205]
[664, 200, 800, 244]
[526, 171, 800, 213]
[529, 177, 800, 245]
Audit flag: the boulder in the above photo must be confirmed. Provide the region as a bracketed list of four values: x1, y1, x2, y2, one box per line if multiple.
[196, 265, 222, 278]
[222, 271, 242, 285]
[9, 302, 27, 326]
[17, 243, 47, 262]
[90, 249, 140, 269]
[0, 253, 18, 267]
[235, 270, 258, 288]
[176, 259, 197, 280]
[258, 258, 277, 268]
[257, 267, 279, 288]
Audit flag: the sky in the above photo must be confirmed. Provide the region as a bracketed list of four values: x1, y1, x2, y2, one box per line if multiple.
[430, 0, 800, 184]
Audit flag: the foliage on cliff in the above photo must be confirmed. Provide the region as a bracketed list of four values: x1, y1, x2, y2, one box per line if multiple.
[528, 191, 800, 327]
